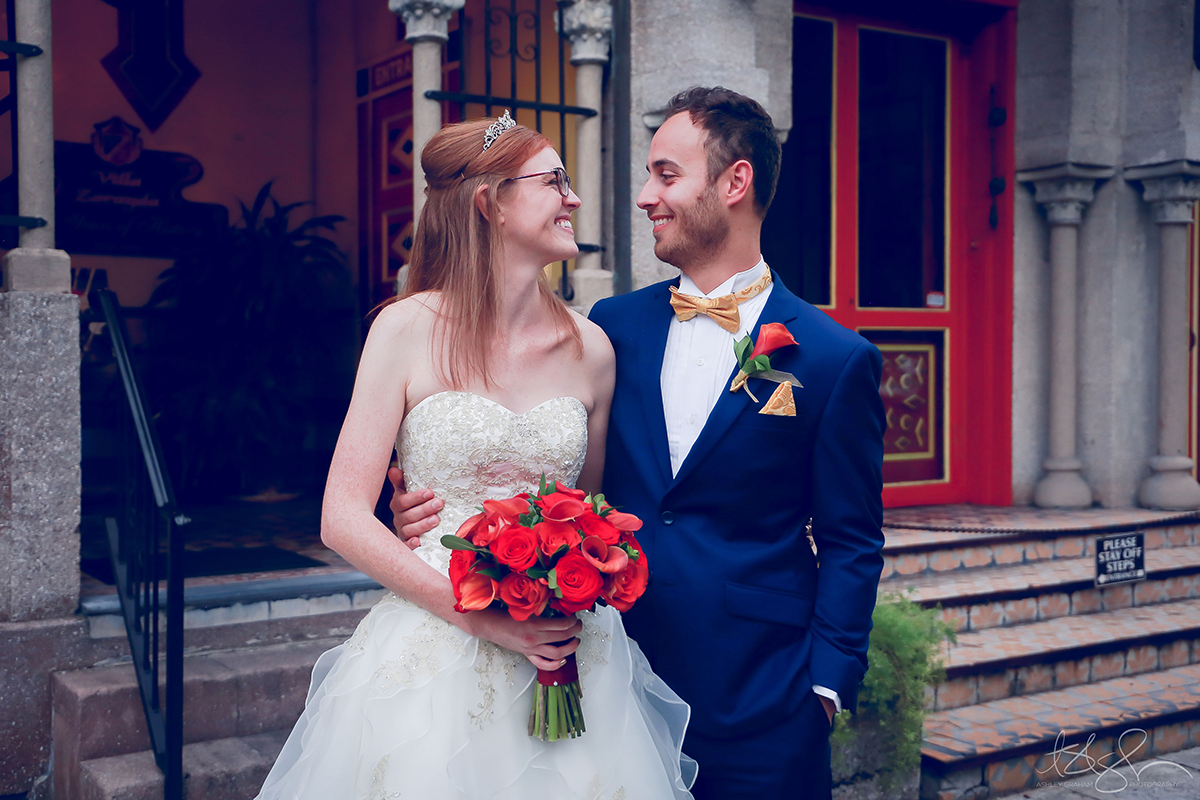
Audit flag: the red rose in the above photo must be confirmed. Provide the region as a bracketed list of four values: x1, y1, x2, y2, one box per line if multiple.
[488, 526, 539, 571]
[533, 519, 581, 557]
[604, 510, 643, 532]
[456, 513, 500, 547]
[749, 322, 798, 360]
[602, 535, 649, 612]
[551, 550, 604, 613]
[498, 572, 551, 621]
[455, 571, 499, 612]
[580, 535, 630, 574]
[577, 510, 620, 544]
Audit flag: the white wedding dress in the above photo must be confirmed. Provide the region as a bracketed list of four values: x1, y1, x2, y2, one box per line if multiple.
[255, 391, 696, 800]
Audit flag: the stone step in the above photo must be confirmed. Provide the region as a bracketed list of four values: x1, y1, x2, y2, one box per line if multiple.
[921, 663, 1200, 799]
[928, 597, 1200, 712]
[80, 569, 385, 642]
[881, 518, 1199, 582]
[890, 545, 1200, 632]
[52, 640, 331, 800]
[78, 730, 289, 800]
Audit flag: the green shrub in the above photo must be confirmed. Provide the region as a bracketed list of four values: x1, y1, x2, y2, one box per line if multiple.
[830, 590, 957, 791]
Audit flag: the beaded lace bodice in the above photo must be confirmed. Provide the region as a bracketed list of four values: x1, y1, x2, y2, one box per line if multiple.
[396, 391, 588, 575]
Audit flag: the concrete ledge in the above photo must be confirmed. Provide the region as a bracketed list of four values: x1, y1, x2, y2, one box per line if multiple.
[1016, 162, 1116, 183]
[80, 570, 383, 616]
[1, 248, 71, 292]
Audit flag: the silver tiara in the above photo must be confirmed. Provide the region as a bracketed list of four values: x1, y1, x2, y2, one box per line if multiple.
[482, 110, 516, 152]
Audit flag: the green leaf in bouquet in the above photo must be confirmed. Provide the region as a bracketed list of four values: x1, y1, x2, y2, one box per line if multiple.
[519, 510, 542, 528]
[734, 334, 753, 367]
[590, 493, 606, 514]
[477, 564, 508, 581]
[620, 542, 641, 560]
[547, 567, 562, 597]
[539, 473, 549, 495]
[440, 535, 481, 552]
[526, 564, 550, 580]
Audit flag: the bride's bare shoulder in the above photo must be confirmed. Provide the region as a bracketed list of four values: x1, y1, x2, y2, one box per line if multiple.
[369, 292, 443, 342]
[567, 308, 615, 376]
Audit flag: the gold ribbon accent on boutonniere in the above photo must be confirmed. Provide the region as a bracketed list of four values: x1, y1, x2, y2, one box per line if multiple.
[730, 322, 802, 415]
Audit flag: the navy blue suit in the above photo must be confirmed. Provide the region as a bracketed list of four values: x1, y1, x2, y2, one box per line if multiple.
[589, 278, 885, 799]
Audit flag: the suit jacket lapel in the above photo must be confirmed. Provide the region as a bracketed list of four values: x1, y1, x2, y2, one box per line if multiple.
[637, 282, 676, 488]
[668, 282, 802, 490]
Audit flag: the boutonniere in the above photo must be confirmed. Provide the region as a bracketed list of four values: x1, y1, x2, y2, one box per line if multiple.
[730, 322, 802, 416]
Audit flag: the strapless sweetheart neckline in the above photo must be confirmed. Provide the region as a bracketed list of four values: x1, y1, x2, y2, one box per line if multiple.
[407, 390, 586, 419]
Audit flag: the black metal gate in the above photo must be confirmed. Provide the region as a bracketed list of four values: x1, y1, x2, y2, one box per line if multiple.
[427, 0, 598, 301]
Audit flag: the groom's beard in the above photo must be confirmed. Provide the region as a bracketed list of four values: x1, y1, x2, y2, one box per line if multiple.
[653, 180, 730, 269]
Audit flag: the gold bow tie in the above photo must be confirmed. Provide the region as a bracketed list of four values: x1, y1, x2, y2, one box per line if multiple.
[668, 268, 772, 333]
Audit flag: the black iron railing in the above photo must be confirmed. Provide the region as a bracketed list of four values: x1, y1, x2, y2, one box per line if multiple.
[93, 288, 186, 800]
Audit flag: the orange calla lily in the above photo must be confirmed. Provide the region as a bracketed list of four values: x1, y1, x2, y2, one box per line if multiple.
[749, 322, 798, 360]
[580, 535, 631, 574]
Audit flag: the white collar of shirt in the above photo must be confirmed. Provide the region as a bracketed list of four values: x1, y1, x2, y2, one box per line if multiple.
[677, 257, 769, 306]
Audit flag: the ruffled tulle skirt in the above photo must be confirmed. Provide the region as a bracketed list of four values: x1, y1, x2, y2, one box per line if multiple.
[255, 592, 696, 800]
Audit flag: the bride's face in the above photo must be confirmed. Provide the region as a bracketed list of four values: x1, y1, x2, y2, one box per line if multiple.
[496, 147, 581, 268]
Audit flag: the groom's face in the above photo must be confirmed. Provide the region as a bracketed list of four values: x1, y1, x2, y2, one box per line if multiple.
[637, 113, 730, 270]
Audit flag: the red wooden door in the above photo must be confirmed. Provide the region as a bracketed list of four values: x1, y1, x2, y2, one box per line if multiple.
[765, 2, 1016, 506]
[357, 23, 462, 309]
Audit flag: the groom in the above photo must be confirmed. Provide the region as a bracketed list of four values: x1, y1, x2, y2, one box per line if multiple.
[393, 87, 885, 799]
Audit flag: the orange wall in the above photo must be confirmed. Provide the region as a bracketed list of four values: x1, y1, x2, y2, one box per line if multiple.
[50, 0, 337, 304]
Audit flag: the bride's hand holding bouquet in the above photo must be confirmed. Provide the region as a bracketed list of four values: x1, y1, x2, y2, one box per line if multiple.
[442, 477, 649, 741]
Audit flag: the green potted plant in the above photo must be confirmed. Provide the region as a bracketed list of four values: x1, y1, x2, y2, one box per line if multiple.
[148, 182, 355, 500]
[831, 591, 957, 799]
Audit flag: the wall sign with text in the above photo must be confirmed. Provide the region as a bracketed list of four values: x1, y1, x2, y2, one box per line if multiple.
[1094, 532, 1146, 586]
[54, 117, 228, 258]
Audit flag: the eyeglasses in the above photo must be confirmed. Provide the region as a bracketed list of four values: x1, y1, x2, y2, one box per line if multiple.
[507, 167, 572, 197]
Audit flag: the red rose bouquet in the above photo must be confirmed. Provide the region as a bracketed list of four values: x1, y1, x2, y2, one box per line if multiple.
[441, 476, 649, 741]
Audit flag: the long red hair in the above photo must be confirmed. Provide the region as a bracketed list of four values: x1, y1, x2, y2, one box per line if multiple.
[380, 116, 581, 389]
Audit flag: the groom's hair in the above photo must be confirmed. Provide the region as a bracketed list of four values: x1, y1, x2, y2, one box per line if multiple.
[664, 86, 781, 218]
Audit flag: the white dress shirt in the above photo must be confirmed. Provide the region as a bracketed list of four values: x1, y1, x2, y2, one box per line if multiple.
[659, 257, 842, 715]
[661, 259, 773, 475]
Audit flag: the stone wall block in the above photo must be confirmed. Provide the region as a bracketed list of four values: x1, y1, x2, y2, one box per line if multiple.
[0, 291, 81, 622]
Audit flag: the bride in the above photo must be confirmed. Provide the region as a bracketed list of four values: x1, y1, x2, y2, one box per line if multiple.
[254, 114, 696, 800]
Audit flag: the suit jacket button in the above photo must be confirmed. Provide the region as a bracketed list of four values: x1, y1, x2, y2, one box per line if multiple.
[660, 511, 674, 525]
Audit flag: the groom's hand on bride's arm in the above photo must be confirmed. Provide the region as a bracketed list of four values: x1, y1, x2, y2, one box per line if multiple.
[388, 467, 443, 548]
[462, 608, 583, 671]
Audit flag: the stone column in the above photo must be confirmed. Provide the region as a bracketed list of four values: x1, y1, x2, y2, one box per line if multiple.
[561, 0, 612, 314]
[389, 0, 464, 224]
[1135, 174, 1200, 509]
[0, 0, 79, 621]
[1029, 177, 1099, 508]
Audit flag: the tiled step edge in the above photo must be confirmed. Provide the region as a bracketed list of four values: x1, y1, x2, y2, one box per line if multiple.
[78, 730, 288, 800]
[881, 521, 1200, 581]
[920, 665, 1200, 798]
[894, 549, 1200, 633]
[930, 602, 1200, 710]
